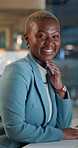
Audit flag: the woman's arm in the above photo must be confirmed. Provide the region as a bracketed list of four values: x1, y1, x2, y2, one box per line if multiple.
[55, 92, 72, 129]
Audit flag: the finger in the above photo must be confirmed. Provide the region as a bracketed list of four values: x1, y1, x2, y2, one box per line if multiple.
[46, 63, 60, 73]
[47, 63, 58, 69]
[73, 129, 78, 135]
[46, 61, 57, 67]
[73, 135, 78, 139]
[47, 67, 54, 77]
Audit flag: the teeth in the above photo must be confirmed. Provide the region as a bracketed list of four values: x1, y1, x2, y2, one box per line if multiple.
[43, 49, 53, 52]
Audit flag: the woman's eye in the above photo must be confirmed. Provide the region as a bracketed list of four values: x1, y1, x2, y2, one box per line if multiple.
[53, 35, 59, 39]
[38, 34, 45, 38]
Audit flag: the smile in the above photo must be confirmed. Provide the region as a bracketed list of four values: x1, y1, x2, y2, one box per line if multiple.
[42, 49, 54, 54]
[43, 49, 53, 52]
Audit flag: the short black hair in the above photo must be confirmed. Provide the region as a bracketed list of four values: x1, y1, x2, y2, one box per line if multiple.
[25, 10, 59, 33]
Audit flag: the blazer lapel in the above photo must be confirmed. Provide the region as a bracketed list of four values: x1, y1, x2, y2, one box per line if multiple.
[34, 73, 50, 126]
[25, 53, 50, 125]
[47, 74, 57, 125]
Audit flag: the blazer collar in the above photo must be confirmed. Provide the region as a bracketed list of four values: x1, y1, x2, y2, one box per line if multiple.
[25, 52, 42, 79]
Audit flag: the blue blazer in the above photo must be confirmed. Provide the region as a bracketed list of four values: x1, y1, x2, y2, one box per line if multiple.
[0, 53, 72, 147]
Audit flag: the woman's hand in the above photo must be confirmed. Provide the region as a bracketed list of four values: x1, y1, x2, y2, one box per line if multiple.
[62, 128, 78, 140]
[46, 61, 63, 89]
[46, 61, 66, 99]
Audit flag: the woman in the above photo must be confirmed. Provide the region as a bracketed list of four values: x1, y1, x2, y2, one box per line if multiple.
[0, 10, 78, 148]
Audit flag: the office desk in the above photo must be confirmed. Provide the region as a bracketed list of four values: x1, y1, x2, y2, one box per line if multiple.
[23, 140, 78, 148]
[22, 119, 78, 148]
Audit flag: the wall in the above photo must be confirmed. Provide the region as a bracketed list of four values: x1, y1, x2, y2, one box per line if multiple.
[0, 0, 46, 9]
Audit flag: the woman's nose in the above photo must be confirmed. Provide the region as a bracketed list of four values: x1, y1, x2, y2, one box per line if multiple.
[44, 37, 54, 46]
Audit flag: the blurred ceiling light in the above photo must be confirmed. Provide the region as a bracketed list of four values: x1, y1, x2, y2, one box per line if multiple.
[7, 60, 11, 65]
[65, 44, 75, 50]
[17, 35, 22, 45]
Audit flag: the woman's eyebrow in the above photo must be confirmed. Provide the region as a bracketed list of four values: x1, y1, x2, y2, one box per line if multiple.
[38, 30, 60, 33]
[38, 30, 45, 33]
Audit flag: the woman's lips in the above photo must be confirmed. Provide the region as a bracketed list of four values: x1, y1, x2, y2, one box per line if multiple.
[43, 49, 53, 53]
[41, 48, 55, 54]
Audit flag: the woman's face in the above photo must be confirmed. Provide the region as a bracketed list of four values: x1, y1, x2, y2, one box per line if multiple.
[25, 17, 61, 67]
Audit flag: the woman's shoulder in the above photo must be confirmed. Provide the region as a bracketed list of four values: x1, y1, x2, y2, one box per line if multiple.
[6, 57, 32, 73]
[1, 58, 33, 81]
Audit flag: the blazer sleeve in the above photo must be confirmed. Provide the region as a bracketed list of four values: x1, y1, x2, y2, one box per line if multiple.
[55, 91, 72, 129]
[0, 64, 65, 143]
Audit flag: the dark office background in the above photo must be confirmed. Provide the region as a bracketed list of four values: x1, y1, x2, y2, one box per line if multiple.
[46, 0, 78, 100]
[46, 0, 78, 59]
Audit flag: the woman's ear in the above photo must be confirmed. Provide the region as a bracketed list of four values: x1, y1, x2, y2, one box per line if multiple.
[24, 33, 30, 49]
[24, 33, 29, 43]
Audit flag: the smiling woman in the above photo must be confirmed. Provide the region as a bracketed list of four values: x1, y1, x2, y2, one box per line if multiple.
[24, 12, 61, 67]
[0, 10, 77, 148]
